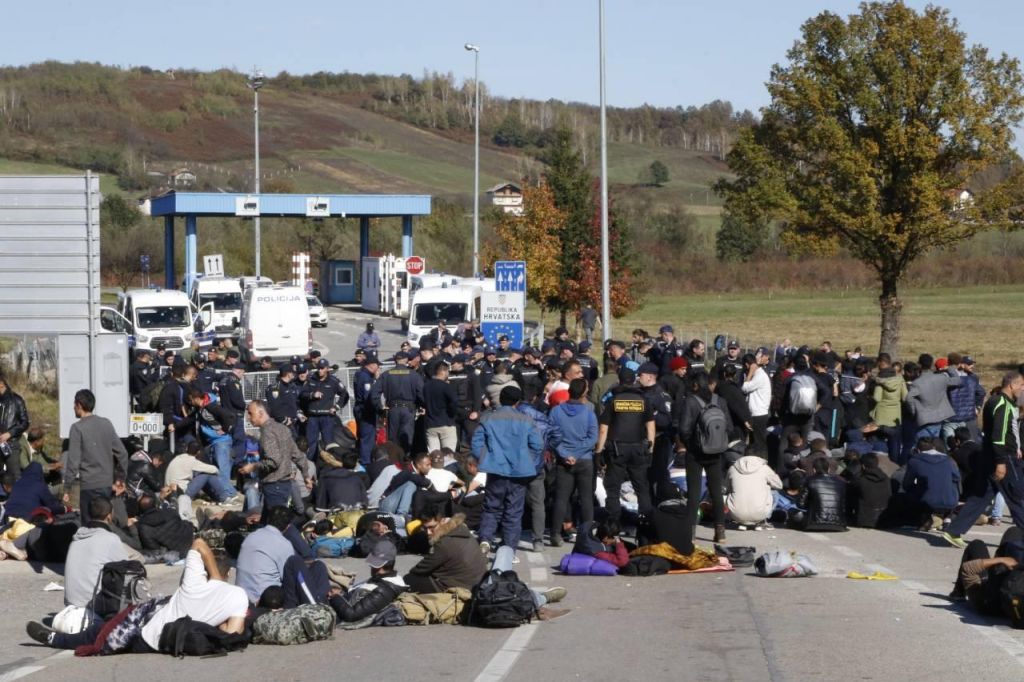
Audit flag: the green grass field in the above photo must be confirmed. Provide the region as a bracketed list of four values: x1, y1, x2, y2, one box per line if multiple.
[0, 158, 122, 196]
[608, 284, 1021, 387]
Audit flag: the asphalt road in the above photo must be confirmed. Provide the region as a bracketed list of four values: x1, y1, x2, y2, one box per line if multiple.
[310, 304, 408, 367]
[4, 308, 1023, 680]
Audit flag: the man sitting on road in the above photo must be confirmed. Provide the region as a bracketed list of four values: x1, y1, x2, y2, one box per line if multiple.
[63, 497, 133, 610]
[949, 525, 1024, 615]
[403, 509, 488, 594]
[329, 539, 408, 624]
[235, 505, 298, 604]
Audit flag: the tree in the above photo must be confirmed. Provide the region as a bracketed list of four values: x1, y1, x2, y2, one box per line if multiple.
[639, 160, 670, 187]
[715, 2, 1024, 356]
[716, 211, 766, 262]
[296, 217, 350, 265]
[483, 182, 564, 314]
[100, 194, 142, 291]
[542, 128, 593, 325]
[417, 198, 471, 273]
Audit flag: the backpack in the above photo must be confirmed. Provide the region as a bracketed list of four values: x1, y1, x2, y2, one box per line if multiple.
[158, 616, 250, 657]
[396, 588, 471, 625]
[466, 570, 538, 628]
[144, 376, 169, 413]
[1000, 567, 1024, 627]
[90, 560, 150, 620]
[252, 603, 337, 645]
[311, 536, 355, 558]
[695, 396, 729, 455]
[788, 374, 818, 416]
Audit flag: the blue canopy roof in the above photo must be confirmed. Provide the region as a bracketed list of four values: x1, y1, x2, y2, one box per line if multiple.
[150, 191, 431, 217]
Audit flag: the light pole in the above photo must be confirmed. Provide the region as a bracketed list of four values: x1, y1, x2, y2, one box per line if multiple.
[248, 68, 265, 278]
[465, 43, 480, 276]
[598, 1, 611, 341]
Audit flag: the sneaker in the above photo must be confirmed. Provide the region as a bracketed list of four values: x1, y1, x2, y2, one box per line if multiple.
[479, 541, 491, 556]
[542, 586, 567, 604]
[989, 517, 1002, 527]
[549, 536, 563, 548]
[533, 540, 544, 553]
[220, 493, 244, 507]
[941, 531, 967, 549]
[0, 538, 27, 561]
[26, 621, 54, 645]
[736, 524, 748, 531]
[537, 607, 571, 621]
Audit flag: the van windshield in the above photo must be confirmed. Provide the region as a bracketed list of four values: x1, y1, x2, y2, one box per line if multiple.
[136, 306, 191, 329]
[199, 292, 242, 310]
[412, 303, 468, 326]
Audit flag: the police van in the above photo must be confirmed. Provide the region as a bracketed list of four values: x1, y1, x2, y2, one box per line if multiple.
[239, 285, 311, 362]
[190, 276, 243, 341]
[407, 283, 482, 345]
[105, 289, 197, 352]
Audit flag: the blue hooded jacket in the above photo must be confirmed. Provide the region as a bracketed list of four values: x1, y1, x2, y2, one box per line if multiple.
[547, 401, 598, 461]
[903, 451, 961, 510]
[5, 462, 63, 520]
[472, 406, 544, 478]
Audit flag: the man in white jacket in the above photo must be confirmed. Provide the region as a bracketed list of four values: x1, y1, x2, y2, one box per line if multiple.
[727, 455, 783, 529]
[742, 352, 772, 459]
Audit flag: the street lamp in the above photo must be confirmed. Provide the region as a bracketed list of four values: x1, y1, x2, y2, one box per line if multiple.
[248, 68, 265, 278]
[464, 43, 480, 276]
[598, 1, 611, 341]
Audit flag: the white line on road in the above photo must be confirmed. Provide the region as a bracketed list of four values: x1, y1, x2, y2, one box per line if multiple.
[474, 623, 541, 682]
[530, 567, 548, 584]
[805, 534, 830, 542]
[0, 650, 72, 682]
[832, 545, 863, 558]
[526, 552, 545, 565]
[901, 580, 929, 592]
[865, 563, 896, 576]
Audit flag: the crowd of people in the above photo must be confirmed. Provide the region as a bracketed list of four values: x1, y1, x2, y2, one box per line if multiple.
[2, 314, 1023, 653]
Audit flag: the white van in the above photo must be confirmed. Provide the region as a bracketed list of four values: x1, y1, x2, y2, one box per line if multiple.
[190, 276, 243, 341]
[407, 284, 482, 345]
[112, 289, 196, 352]
[240, 285, 311, 362]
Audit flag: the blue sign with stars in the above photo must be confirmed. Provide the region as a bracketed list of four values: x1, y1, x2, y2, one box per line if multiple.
[495, 260, 526, 293]
[480, 291, 525, 349]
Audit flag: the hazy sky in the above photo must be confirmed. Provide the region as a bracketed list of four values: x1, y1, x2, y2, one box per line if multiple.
[4, 1, 1024, 115]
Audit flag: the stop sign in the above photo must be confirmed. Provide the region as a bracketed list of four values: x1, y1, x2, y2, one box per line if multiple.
[405, 256, 425, 276]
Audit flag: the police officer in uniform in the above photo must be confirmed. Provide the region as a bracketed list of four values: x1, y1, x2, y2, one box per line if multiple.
[193, 353, 218, 394]
[353, 354, 380, 466]
[595, 367, 656, 523]
[512, 349, 545, 405]
[576, 341, 598, 384]
[301, 358, 349, 460]
[448, 353, 482, 448]
[129, 350, 158, 409]
[496, 335, 511, 360]
[266, 363, 301, 435]
[637, 362, 675, 503]
[656, 325, 685, 378]
[218, 362, 248, 457]
[477, 347, 498, 398]
[371, 349, 424, 454]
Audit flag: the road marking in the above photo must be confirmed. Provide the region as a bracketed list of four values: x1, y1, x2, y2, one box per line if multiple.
[328, 330, 346, 336]
[530, 567, 548, 584]
[832, 545, 863, 558]
[474, 622, 541, 682]
[865, 563, 896, 575]
[901, 580, 928, 592]
[526, 552, 545, 565]
[805, 534, 830, 542]
[0, 651, 72, 682]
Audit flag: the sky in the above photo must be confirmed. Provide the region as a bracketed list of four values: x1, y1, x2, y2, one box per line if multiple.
[4, 0, 1024, 116]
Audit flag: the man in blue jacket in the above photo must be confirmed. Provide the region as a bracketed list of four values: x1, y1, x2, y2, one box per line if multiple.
[902, 436, 961, 531]
[472, 385, 544, 556]
[547, 378, 598, 547]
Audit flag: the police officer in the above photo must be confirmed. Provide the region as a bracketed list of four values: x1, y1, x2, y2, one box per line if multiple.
[301, 358, 349, 460]
[637, 362, 675, 503]
[448, 353, 482, 447]
[477, 346, 498, 395]
[193, 353, 218, 394]
[595, 367, 655, 523]
[371, 349, 424, 454]
[512, 349, 545, 404]
[218, 362, 248, 456]
[553, 326, 577, 356]
[353, 353, 380, 466]
[656, 325, 685, 377]
[129, 350, 158, 409]
[496, 335, 511, 360]
[713, 340, 745, 386]
[266, 363, 301, 434]
[576, 341, 599, 385]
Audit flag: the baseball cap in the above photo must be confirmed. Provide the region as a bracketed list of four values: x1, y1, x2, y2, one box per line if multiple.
[452, 353, 469, 364]
[638, 362, 659, 376]
[366, 539, 398, 569]
[935, 357, 949, 370]
[498, 335, 509, 342]
[363, 354, 379, 366]
[727, 340, 740, 349]
[485, 346, 497, 356]
[618, 367, 637, 384]
[541, 340, 556, 353]
[578, 341, 592, 352]
[226, 349, 240, 359]
[279, 363, 294, 375]
[192, 353, 206, 364]
[406, 349, 420, 360]
[659, 324, 674, 334]
[522, 346, 536, 357]
[316, 358, 330, 369]
[290, 355, 302, 365]
[963, 356, 975, 365]
[354, 348, 366, 356]
[366, 322, 374, 330]
[756, 346, 770, 356]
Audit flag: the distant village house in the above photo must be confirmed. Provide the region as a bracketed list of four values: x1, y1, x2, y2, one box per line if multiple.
[487, 182, 523, 215]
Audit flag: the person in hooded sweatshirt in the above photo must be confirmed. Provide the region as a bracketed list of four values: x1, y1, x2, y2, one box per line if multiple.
[3, 462, 65, 521]
[64, 497, 132, 610]
[902, 436, 961, 531]
[547, 378, 599, 546]
[871, 354, 907, 463]
[726, 455, 783, 529]
[848, 453, 893, 528]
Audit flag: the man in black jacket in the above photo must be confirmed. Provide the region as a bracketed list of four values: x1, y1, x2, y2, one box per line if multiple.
[329, 540, 407, 624]
[715, 365, 752, 451]
[0, 374, 29, 480]
[423, 362, 458, 452]
[448, 354, 482, 450]
[302, 358, 349, 460]
[798, 457, 848, 531]
[129, 351, 158, 409]
[136, 493, 194, 557]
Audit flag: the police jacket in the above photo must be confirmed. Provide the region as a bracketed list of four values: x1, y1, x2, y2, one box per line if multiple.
[194, 367, 219, 394]
[658, 341, 686, 376]
[302, 373, 349, 415]
[353, 367, 376, 413]
[641, 384, 674, 436]
[266, 380, 300, 422]
[0, 390, 29, 440]
[218, 374, 247, 415]
[512, 361, 545, 403]
[159, 379, 193, 431]
[371, 366, 424, 410]
[448, 369, 482, 418]
[577, 354, 598, 384]
[129, 361, 158, 398]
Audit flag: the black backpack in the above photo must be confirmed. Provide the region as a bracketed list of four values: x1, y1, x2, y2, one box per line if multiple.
[91, 560, 149, 619]
[467, 569, 537, 628]
[144, 376, 170, 413]
[159, 616, 251, 657]
[999, 567, 1024, 626]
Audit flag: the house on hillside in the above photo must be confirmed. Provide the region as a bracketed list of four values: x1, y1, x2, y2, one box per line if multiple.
[170, 168, 197, 188]
[487, 182, 523, 215]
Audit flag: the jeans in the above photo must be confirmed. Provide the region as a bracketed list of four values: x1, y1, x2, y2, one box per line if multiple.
[527, 472, 546, 543]
[493, 545, 547, 608]
[603, 442, 652, 523]
[211, 437, 235, 491]
[426, 425, 458, 452]
[685, 454, 724, 529]
[379, 481, 417, 516]
[878, 425, 902, 463]
[50, 617, 106, 650]
[261, 480, 292, 515]
[916, 423, 942, 441]
[185, 473, 236, 502]
[243, 479, 262, 512]
[306, 415, 335, 460]
[993, 492, 1006, 520]
[478, 474, 529, 551]
[948, 461, 1024, 536]
[551, 459, 595, 539]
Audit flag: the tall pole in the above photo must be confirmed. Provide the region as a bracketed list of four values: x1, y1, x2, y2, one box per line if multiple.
[598, 0, 611, 341]
[250, 69, 264, 278]
[465, 44, 481, 276]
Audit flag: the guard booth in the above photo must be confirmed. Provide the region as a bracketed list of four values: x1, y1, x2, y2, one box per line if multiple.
[320, 259, 358, 304]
